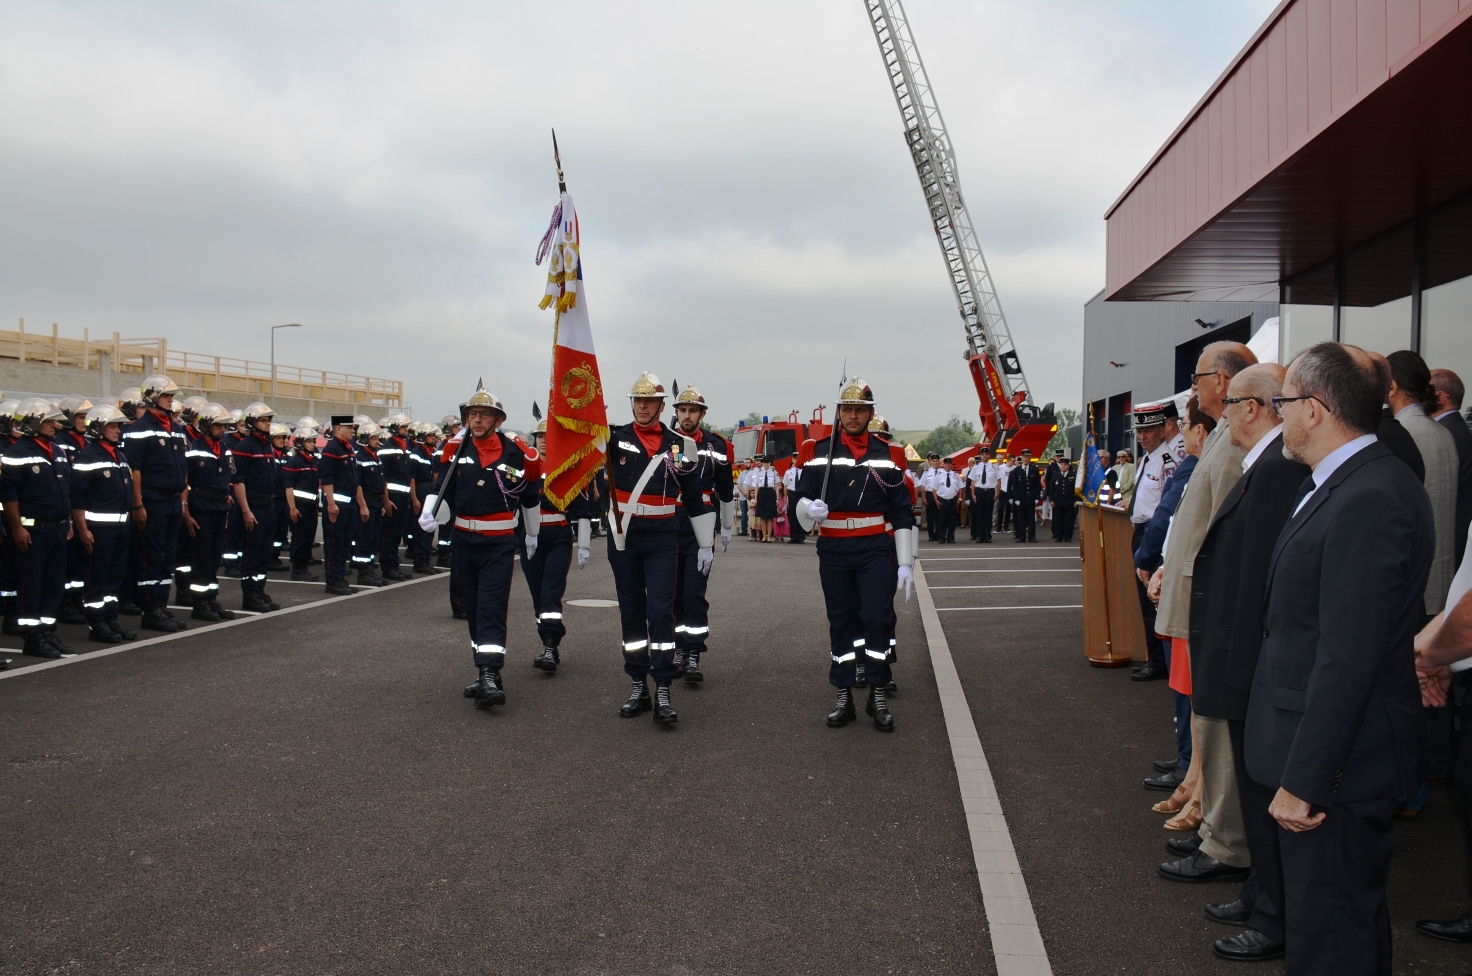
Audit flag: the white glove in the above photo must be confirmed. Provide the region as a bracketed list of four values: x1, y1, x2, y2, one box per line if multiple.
[807, 498, 829, 523]
[418, 510, 438, 533]
[523, 536, 538, 561]
[697, 546, 714, 576]
[577, 546, 590, 568]
[897, 564, 913, 603]
[720, 527, 732, 552]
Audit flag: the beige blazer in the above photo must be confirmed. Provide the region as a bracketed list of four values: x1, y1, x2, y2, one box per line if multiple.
[1157, 420, 1248, 639]
[1399, 404, 1458, 613]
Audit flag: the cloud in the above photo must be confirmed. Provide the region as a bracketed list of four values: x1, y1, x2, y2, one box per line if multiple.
[0, 0, 1279, 430]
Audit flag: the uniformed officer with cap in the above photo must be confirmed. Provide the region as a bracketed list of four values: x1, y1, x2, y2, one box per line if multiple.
[124, 375, 190, 632]
[517, 417, 593, 674]
[1128, 399, 1184, 681]
[921, 452, 941, 540]
[605, 372, 708, 724]
[319, 415, 367, 596]
[416, 381, 541, 708]
[793, 378, 915, 732]
[669, 383, 734, 683]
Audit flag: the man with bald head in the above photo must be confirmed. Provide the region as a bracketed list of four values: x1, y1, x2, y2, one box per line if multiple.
[1156, 340, 1256, 884]
[1186, 363, 1312, 961]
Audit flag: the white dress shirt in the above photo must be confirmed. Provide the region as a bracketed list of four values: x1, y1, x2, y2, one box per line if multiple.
[932, 469, 961, 500]
[1240, 423, 1283, 473]
[970, 461, 1001, 491]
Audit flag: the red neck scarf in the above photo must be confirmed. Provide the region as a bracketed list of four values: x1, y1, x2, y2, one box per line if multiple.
[100, 440, 120, 462]
[633, 422, 665, 456]
[150, 408, 172, 431]
[472, 433, 503, 468]
[32, 436, 54, 460]
[840, 431, 869, 459]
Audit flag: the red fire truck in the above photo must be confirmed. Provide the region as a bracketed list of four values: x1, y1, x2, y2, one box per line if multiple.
[730, 408, 833, 476]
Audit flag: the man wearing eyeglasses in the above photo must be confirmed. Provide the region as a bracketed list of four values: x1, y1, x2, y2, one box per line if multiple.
[1244, 342, 1432, 974]
[1156, 341, 1256, 886]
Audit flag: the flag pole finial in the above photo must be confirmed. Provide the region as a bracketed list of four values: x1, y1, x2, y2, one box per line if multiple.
[552, 129, 566, 193]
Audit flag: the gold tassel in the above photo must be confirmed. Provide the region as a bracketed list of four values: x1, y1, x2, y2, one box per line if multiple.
[539, 293, 555, 310]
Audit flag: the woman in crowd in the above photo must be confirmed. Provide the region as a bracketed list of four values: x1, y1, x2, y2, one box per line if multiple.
[751, 456, 778, 543]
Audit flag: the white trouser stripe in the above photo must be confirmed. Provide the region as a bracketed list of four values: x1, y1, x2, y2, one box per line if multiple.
[623, 639, 648, 651]
[865, 648, 888, 660]
[832, 651, 857, 663]
[684, 626, 709, 635]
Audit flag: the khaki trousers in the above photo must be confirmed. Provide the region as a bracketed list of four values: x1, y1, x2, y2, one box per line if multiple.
[1196, 715, 1251, 867]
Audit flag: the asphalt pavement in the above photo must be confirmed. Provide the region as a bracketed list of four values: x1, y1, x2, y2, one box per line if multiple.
[2, 530, 1468, 975]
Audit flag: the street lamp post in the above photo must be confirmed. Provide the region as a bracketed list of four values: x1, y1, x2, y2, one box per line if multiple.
[271, 323, 302, 407]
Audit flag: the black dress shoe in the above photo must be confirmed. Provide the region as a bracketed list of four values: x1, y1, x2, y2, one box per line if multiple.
[1213, 929, 1284, 961]
[827, 689, 856, 727]
[1132, 662, 1169, 681]
[1153, 758, 1180, 773]
[1416, 913, 1472, 942]
[1145, 767, 1186, 791]
[1166, 833, 1202, 857]
[1158, 851, 1251, 884]
[1204, 898, 1252, 926]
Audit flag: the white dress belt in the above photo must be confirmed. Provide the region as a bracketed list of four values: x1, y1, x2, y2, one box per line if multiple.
[454, 512, 520, 532]
[820, 515, 888, 531]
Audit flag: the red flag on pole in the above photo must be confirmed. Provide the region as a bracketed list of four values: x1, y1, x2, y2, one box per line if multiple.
[537, 191, 609, 510]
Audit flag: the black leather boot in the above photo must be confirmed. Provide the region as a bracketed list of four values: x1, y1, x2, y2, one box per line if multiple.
[290, 563, 319, 582]
[108, 619, 137, 640]
[140, 609, 179, 632]
[242, 591, 274, 613]
[472, 666, 505, 707]
[868, 686, 895, 732]
[191, 597, 221, 622]
[619, 679, 651, 717]
[683, 651, 704, 683]
[854, 664, 869, 688]
[208, 598, 236, 620]
[533, 646, 559, 672]
[827, 687, 856, 727]
[653, 683, 677, 724]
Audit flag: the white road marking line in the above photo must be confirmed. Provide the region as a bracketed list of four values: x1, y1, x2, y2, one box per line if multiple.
[935, 605, 1083, 611]
[167, 606, 261, 616]
[914, 563, 1051, 974]
[267, 579, 370, 588]
[0, 574, 442, 681]
[930, 584, 1081, 590]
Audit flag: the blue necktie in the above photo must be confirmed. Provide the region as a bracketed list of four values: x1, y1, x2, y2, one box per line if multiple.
[1291, 475, 1316, 511]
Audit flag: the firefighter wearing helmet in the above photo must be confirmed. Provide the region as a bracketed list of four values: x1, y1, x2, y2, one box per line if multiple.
[283, 425, 322, 582]
[668, 383, 734, 683]
[375, 412, 416, 582]
[602, 372, 707, 725]
[791, 377, 915, 732]
[54, 395, 94, 627]
[317, 414, 366, 596]
[72, 404, 139, 644]
[0, 398, 74, 657]
[516, 412, 594, 675]
[416, 380, 541, 709]
[228, 402, 282, 614]
[123, 375, 190, 633]
[351, 422, 388, 588]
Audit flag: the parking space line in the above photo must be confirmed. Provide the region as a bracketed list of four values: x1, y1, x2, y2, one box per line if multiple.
[930, 584, 1081, 590]
[925, 569, 1079, 574]
[0, 574, 442, 681]
[914, 562, 1052, 975]
[934, 604, 1082, 611]
[917, 556, 1078, 562]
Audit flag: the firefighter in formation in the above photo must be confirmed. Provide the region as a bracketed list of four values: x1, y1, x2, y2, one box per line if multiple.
[793, 378, 915, 732]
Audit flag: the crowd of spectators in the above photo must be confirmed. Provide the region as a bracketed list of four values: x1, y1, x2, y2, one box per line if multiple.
[1119, 338, 1472, 973]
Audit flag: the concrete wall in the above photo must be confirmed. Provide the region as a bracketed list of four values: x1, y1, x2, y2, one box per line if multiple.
[1082, 291, 1279, 408]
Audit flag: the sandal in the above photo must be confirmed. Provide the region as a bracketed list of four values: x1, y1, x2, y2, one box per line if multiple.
[1152, 784, 1189, 815]
[1165, 802, 1202, 832]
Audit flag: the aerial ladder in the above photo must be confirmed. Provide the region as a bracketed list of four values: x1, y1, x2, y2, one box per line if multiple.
[865, 0, 1056, 460]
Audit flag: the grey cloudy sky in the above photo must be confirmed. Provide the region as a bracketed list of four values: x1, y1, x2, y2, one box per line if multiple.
[0, 0, 1276, 431]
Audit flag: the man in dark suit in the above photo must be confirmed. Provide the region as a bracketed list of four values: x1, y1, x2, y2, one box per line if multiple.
[1008, 449, 1043, 542]
[1431, 369, 1472, 567]
[1245, 342, 1434, 976]
[1178, 364, 1310, 961]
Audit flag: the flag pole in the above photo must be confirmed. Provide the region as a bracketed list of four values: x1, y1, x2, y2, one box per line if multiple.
[819, 359, 847, 503]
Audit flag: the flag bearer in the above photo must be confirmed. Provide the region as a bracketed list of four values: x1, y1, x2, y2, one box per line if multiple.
[605, 373, 708, 724]
[319, 416, 365, 597]
[793, 378, 915, 732]
[283, 426, 321, 582]
[417, 383, 541, 708]
[71, 404, 138, 643]
[124, 375, 190, 633]
[669, 384, 733, 683]
[183, 403, 236, 621]
[519, 418, 593, 674]
[1, 399, 76, 658]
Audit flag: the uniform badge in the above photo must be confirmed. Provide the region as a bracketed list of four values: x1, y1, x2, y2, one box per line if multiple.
[30, 465, 39, 474]
[619, 456, 626, 465]
[103, 470, 111, 478]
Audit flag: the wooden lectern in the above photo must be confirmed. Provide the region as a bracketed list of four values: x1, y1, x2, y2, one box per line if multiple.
[1078, 505, 1147, 667]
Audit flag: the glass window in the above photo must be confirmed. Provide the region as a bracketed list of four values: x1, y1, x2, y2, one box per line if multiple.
[1340, 226, 1414, 355]
[1282, 262, 1334, 362]
[1421, 195, 1472, 394]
